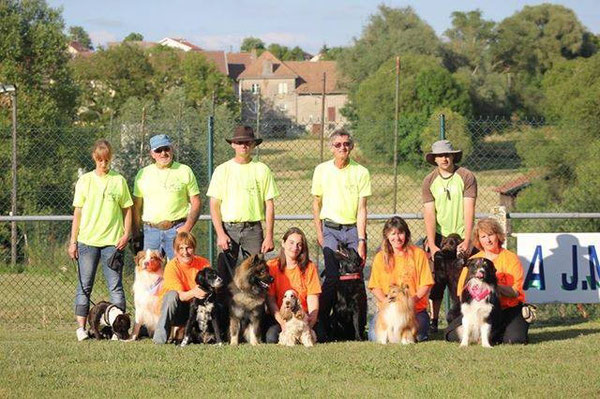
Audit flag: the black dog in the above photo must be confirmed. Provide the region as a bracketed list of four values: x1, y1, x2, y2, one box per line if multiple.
[432, 234, 469, 323]
[87, 301, 131, 340]
[459, 258, 501, 347]
[181, 267, 224, 346]
[327, 243, 367, 341]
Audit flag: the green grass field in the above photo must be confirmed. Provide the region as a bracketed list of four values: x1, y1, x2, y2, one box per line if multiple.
[2, 321, 599, 398]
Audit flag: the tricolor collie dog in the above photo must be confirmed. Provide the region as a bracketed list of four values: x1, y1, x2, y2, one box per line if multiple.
[181, 267, 224, 346]
[131, 249, 164, 340]
[87, 301, 131, 340]
[278, 289, 316, 347]
[229, 254, 274, 346]
[459, 258, 501, 348]
[374, 284, 417, 345]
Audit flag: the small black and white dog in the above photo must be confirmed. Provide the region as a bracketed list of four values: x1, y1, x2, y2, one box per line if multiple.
[459, 258, 501, 348]
[87, 301, 131, 340]
[181, 267, 224, 346]
[328, 243, 367, 341]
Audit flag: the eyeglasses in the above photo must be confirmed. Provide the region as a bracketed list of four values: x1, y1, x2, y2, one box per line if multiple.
[153, 146, 172, 154]
[332, 142, 352, 148]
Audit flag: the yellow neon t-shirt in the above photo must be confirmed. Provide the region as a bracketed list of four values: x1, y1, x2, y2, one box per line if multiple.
[311, 159, 371, 224]
[73, 170, 133, 246]
[206, 159, 279, 222]
[133, 162, 200, 224]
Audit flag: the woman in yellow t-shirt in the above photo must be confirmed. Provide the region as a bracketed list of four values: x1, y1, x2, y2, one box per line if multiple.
[68, 139, 133, 341]
[266, 227, 322, 343]
[368, 217, 434, 342]
[445, 218, 529, 344]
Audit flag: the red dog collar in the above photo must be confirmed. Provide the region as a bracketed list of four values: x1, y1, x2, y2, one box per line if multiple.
[339, 273, 362, 281]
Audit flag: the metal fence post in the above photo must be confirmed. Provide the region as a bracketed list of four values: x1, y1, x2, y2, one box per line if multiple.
[10, 89, 17, 267]
[207, 115, 215, 266]
[393, 57, 400, 214]
[439, 114, 446, 140]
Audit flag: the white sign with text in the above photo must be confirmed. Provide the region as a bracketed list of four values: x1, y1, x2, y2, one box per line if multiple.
[516, 233, 600, 303]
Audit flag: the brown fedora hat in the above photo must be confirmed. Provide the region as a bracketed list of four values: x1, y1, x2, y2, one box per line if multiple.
[226, 125, 263, 146]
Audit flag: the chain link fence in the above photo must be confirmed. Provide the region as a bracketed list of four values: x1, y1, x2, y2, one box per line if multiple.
[1, 114, 599, 325]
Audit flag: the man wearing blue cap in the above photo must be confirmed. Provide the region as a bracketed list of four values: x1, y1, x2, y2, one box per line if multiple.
[132, 134, 201, 259]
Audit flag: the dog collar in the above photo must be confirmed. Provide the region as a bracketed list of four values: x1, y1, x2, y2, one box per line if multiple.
[339, 273, 361, 281]
[468, 284, 491, 301]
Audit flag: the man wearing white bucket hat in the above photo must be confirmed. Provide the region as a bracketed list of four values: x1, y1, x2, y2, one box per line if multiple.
[422, 139, 477, 333]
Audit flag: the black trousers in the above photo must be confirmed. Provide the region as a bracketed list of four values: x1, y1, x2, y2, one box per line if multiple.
[445, 303, 530, 344]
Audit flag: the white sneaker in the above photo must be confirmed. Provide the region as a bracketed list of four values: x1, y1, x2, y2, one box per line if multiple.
[76, 327, 89, 341]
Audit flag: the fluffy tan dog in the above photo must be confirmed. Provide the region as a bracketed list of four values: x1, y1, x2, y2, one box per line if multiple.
[278, 289, 316, 347]
[130, 249, 164, 340]
[374, 284, 417, 344]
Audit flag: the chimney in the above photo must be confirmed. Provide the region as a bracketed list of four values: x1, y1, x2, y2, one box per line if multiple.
[263, 60, 273, 76]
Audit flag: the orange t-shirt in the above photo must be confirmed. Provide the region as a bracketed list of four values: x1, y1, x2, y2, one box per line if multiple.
[456, 249, 526, 309]
[160, 255, 211, 302]
[267, 258, 322, 312]
[367, 245, 433, 313]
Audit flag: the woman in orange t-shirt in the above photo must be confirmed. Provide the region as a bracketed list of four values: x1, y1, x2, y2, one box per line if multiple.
[266, 227, 322, 343]
[153, 232, 210, 344]
[445, 218, 529, 344]
[368, 217, 434, 342]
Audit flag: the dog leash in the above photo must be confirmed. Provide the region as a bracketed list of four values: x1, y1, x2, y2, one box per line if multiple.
[72, 257, 96, 307]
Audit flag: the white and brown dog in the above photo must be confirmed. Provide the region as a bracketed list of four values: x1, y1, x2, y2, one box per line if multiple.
[278, 289, 316, 347]
[374, 284, 417, 344]
[131, 249, 164, 340]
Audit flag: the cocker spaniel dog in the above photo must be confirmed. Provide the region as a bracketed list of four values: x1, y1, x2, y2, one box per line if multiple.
[278, 289, 316, 347]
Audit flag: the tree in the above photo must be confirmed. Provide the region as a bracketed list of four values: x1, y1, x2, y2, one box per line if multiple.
[337, 5, 441, 89]
[349, 55, 472, 166]
[266, 43, 306, 61]
[124, 32, 144, 42]
[318, 44, 345, 61]
[491, 4, 596, 76]
[181, 51, 235, 107]
[68, 25, 93, 49]
[241, 36, 265, 52]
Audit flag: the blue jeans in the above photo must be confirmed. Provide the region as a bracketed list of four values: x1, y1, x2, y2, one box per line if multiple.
[143, 222, 184, 260]
[368, 310, 430, 342]
[74, 243, 125, 317]
[153, 291, 190, 344]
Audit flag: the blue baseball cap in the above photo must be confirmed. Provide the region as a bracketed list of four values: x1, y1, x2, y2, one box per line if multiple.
[149, 134, 173, 151]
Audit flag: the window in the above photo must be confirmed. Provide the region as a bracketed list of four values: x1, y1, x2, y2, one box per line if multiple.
[327, 106, 336, 122]
[278, 82, 288, 94]
[251, 83, 260, 94]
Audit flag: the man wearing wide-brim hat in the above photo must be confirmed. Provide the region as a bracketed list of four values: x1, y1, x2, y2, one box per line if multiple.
[207, 125, 279, 287]
[132, 134, 201, 260]
[422, 139, 477, 333]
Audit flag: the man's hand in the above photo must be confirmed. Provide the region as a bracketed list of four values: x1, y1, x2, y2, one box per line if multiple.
[261, 236, 274, 254]
[68, 243, 78, 260]
[116, 234, 129, 250]
[176, 224, 190, 234]
[216, 232, 231, 251]
[358, 240, 367, 264]
[457, 239, 470, 256]
[316, 230, 324, 247]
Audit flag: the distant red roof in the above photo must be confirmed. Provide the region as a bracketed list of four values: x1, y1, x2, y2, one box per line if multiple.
[226, 52, 255, 80]
[237, 51, 298, 79]
[202, 50, 228, 75]
[68, 41, 93, 56]
[493, 172, 540, 195]
[170, 38, 203, 51]
[286, 61, 344, 94]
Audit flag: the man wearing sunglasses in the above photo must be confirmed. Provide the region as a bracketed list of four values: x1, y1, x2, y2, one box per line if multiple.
[311, 129, 371, 340]
[132, 134, 201, 260]
[207, 125, 279, 289]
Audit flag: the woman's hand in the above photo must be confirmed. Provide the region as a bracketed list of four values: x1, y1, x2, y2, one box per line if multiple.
[68, 242, 78, 260]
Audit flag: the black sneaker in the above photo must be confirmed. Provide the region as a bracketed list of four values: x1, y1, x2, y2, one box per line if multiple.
[429, 318, 439, 333]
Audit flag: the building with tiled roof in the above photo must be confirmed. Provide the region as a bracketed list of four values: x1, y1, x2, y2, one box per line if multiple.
[237, 51, 348, 134]
[158, 37, 203, 52]
[68, 41, 93, 57]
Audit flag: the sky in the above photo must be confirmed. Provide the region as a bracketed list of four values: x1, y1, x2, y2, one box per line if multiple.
[48, 0, 600, 54]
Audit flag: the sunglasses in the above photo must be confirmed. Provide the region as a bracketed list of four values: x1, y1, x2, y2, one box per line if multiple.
[332, 142, 352, 148]
[153, 146, 172, 154]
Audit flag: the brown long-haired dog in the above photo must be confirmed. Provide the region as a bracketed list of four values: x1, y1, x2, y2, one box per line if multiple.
[374, 284, 418, 344]
[131, 249, 164, 340]
[278, 290, 316, 347]
[229, 254, 274, 345]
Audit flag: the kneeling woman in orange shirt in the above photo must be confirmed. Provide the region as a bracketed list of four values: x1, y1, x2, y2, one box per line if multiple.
[368, 216, 434, 342]
[266, 227, 322, 343]
[445, 218, 529, 344]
